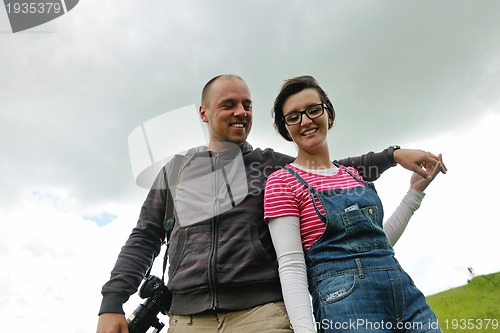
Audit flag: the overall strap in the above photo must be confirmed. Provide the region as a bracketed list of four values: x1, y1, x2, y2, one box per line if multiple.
[283, 165, 312, 188]
[284, 166, 327, 223]
[332, 162, 364, 184]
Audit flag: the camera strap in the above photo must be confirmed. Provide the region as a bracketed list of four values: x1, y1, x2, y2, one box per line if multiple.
[142, 154, 186, 281]
[161, 154, 186, 283]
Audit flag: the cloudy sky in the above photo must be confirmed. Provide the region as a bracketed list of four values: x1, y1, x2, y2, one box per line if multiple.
[1, 1, 499, 332]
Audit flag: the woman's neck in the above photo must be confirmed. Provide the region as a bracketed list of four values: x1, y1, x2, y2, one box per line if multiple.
[293, 146, 334, 170]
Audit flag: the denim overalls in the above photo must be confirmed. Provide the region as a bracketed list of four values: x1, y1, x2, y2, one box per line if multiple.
[285, 166, 441, 333]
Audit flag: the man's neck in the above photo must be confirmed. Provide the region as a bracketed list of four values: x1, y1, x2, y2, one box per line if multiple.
[207, 141, 250, 153]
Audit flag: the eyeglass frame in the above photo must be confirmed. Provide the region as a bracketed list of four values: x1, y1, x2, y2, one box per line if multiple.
[282, 103, 327, 126]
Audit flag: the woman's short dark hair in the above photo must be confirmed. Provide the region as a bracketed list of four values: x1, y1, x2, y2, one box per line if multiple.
[272, 75, 335, 141]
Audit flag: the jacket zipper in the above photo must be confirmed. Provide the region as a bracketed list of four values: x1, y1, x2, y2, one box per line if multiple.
[208, 152, 219, 309]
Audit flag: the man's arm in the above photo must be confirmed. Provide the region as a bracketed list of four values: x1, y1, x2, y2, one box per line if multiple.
[337, 146, 447, 181]
[336, 147, 393, 181]
[97, 166, 168, 332]
[96, 313, 129, 333]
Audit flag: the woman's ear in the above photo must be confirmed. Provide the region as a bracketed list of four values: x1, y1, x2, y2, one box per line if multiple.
[327, 104, 336, 129]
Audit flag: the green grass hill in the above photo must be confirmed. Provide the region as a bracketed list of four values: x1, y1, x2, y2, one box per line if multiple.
[426, 272, 500, 333]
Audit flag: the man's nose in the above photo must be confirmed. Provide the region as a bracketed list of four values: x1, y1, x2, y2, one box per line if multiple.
[233, 104, 247, 117]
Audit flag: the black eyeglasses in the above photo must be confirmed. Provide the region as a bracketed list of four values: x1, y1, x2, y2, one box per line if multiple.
[283, 103, 326, 126]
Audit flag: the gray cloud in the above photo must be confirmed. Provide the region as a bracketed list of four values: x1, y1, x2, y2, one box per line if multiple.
[1, 0, 499, 209]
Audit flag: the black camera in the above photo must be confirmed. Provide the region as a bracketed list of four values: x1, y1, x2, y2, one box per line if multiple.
[127, 275, 172, 333]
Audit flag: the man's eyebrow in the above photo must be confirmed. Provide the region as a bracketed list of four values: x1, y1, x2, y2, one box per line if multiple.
[218, 98, 252, 105]
[218, 98, 236, 105]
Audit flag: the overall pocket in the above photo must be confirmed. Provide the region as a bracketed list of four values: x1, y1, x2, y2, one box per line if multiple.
[317, 272, 357, 305]
[340, 205, 387, 252]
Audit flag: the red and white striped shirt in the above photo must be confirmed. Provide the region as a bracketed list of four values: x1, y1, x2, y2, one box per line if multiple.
[264, 163, 365, 250]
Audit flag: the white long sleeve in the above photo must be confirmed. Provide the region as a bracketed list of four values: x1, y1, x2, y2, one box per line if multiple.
[268, 216, 316, 333]
[383, 187, 425, 246]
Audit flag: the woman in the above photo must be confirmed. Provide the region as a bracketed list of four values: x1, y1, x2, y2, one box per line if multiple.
[264, 75, 443, 332]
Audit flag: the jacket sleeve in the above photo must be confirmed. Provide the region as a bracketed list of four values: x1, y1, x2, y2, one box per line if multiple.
[98, 166, 168, 315]
[272, 151, 295, 168]
[336, 147, 395, 182]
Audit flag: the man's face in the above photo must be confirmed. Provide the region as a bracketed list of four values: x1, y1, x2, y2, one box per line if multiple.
[200, 77, 253, 148]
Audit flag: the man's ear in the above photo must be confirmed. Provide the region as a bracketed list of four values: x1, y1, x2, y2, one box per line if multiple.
[199, 105, 209, 123]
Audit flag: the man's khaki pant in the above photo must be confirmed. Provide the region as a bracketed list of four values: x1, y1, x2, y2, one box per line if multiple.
[167, 301, 293, 333]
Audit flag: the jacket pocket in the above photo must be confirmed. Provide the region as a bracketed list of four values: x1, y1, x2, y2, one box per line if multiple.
[167, 223, 212, 291]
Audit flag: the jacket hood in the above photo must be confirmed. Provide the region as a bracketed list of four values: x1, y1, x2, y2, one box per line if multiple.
[184, 141, 254, 160]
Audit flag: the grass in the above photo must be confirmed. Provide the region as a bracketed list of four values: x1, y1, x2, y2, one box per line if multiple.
[426, 272, 500, 333]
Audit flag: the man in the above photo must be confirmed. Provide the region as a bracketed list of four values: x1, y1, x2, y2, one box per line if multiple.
[97, 74, 445, 333]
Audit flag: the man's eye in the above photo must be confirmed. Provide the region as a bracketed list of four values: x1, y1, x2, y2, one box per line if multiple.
[244, 105, 252, 111]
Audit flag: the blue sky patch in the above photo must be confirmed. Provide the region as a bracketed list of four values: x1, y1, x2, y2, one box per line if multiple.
[84, 211, 117, 227]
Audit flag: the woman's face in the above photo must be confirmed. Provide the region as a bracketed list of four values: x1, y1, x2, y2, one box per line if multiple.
[283, 88, 331, 153]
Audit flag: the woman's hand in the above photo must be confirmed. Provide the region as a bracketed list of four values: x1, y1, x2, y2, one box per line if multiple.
[410, 153, 444, 192]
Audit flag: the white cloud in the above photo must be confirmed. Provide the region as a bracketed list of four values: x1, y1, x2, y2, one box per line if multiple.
[0, 191, 144, 333]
